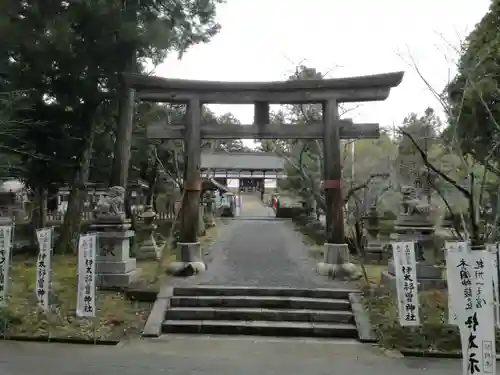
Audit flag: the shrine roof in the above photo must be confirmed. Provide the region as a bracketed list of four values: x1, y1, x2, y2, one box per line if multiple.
[201, 152, 284, 171]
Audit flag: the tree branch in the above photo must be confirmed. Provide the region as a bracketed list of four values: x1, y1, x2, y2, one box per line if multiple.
[430, 179, 463, 240]
[400, 129, 471, 198]
[344, 173, 389, 204]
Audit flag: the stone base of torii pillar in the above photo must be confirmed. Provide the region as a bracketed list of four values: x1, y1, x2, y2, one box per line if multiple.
[316, 243, 363, 280]
[165, 242, 207, 277]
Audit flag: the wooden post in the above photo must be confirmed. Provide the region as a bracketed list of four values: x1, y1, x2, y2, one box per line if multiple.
[254, 101, 270, 126]
[255, 101, 269, 199]
[179, 99, 202, 248]
[323, 99, 345, 244]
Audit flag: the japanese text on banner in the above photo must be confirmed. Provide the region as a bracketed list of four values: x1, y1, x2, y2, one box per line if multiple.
[0, 225, 13, 306]
[76, 234, 97, 318]
[446, 241, 469, 325]
[485, 243, 500, 330]
[36, 228, 53, 312]
[392, 241, 419, 326]
[461, 250, 496, 375]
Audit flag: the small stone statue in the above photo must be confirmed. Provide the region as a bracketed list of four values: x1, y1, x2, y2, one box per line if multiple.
[93, 186, 126, 221]
[396, 185, 434, 262]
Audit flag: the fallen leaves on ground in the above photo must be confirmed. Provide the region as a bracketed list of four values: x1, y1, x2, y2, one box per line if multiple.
[1, 255, 152, 341]
[363, 288, 500, 352]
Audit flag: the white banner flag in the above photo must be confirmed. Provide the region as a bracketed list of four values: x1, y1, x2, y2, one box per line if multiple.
[0, 225, 13, 306]
[446, 241, 469, 325]
[486, 243, 500, 330]
[459, 250, 496, 375]
[76, 233, 97, 318]
[35, 227, 53, 312]
[392, 241, 420, 326]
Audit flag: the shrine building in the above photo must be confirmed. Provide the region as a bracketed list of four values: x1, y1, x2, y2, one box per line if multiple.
[201, 152, 285, 192]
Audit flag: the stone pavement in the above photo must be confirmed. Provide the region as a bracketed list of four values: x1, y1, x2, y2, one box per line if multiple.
[237, 193, 275, 217]
[0, 336, 485, 375]
[171, 193, 350, 288]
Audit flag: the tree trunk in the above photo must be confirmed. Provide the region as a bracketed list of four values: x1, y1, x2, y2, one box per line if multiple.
[110, 83, 135, 188]
[110, 0, 137, 189]
[55, 103, 97, 254]
[30, 187, 47, 246]
[145, 162, 159, 206]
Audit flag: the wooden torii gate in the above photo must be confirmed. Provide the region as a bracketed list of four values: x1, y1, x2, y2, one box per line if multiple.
[123, 72, 403, 275]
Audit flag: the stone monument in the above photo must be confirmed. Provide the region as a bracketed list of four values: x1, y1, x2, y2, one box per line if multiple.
[91, 186, 141, 288]
[381, 169, 446, 290]
[136, 205, 160, 260]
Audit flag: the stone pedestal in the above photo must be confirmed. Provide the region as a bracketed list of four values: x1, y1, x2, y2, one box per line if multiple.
[136, 234, 159, 260]
[316, 243, 361, 280]
[380, 259, 446, 291]
[165, 242, 206, 276]
[364, 239, 389, 264]
[362, 206, 390, 264]
[91, 221, 142, 288]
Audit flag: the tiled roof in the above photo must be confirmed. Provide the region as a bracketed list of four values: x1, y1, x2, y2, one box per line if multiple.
[201, 152, 285, 171]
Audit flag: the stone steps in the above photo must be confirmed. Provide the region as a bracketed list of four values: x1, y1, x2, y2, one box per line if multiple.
[170, 296, 350, 310]
[172, 286, 355, 299]
[162, 319, 357, 338]
[166, 307, 354, 323]
[161, 286, 359, 339]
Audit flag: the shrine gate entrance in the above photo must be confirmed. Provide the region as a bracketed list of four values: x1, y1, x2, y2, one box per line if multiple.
[123, 72, 403, 273]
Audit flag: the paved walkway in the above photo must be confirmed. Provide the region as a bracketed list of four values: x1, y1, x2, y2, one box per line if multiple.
[0, 337, 483, 375]
[172, 193, 350, 288]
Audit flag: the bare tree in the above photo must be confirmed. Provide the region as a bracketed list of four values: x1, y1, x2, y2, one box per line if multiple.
[398, 42, 500, 245]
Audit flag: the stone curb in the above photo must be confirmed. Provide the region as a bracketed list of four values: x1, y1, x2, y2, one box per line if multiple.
[126, 289, 158, 302]
[348, 292, 377, 343]
[399, 349, 500, 360]
[142, 286, 173, 338]
[99, 286, 159, 302]
[0, 336, 119, 345]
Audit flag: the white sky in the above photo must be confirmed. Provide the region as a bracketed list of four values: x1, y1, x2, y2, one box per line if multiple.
[154, 0, 490, 145]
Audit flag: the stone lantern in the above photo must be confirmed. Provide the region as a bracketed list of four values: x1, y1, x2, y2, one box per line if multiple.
[365, 205, 380, 239]
[203, 190, 216, 228]
[0, 180, 24, 226]
[363, 205, 386, 263]
[137, 205, 160, 260]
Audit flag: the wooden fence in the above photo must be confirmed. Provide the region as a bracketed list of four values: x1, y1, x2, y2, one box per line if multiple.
[45, 205, 176, 223]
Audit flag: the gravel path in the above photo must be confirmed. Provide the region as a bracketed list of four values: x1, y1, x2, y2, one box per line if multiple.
[170, 194, 354, 289]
